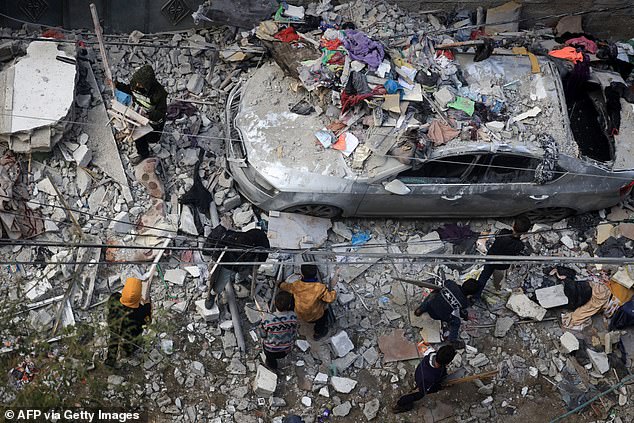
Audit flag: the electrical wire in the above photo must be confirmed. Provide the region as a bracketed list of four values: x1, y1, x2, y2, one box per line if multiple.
[4, 194, 634, 256]
[4, 107, 634, 184]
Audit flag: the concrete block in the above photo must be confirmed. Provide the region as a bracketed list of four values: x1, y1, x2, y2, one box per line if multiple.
[109, 212, 132, 234]
[408, 231, 444, 255]
[186, 74, 204, 94]
[330, 331, 354, 358]
[195, 299, 219, 322]
[586, 348, 609, 374]
[253, 364, 277, 396]
[494, 317, 514, 338]
[332, 401, 352, 417]
[535, 285, 569, 308]
[36, 177, 57, 196]
[164, 269, 187, 286]
[330, 376, 357, 394]
[73, 144, 92, 167]
[506, 292, 546, 321]
[560, 332, 579, 353]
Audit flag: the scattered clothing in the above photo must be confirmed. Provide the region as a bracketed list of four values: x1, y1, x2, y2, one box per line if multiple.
[476, 229, 524, 297]
[562, 280, 611, 330]
[274, 26, 300, 43]
[548, 47, 584, 64]
[564, 279, 593, 310]
[166, 101, 197, 120]
[610, 297, 634, 330]
[427, 120, 460, 145]
[565, 36, 598, 54]
[342, 30, 385, 69]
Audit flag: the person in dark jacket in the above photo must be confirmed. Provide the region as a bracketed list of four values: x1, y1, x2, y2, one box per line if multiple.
[414, 279, 478, 347]
[116, 65, 168, 161]
[105, 277, 152, 367]
[203, 225, 270, 309]
[475, 216, 531, 299]
[392, 345, 456, 413]
[259, 291, 298, 371]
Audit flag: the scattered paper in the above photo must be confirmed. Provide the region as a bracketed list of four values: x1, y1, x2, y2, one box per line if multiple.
[377, 60, 391, 78]
[332, 132, 360, 157]
[396, 66, 417, 90]
[381, 94, 401, 113]
[402, 83, 423, 102]
[315, 129, 336, 148]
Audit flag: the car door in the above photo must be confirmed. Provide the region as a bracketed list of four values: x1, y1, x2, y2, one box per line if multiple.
[456, 153, 565, 217]
[353, 154, 479, 217]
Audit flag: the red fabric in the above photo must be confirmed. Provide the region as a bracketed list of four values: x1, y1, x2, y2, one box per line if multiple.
[565, 36, 598, 54]
[435, 50, 455, 60]
[327, 51, 346, 65]
[548, 46, 584, 64]
[274, 27, 300, 43]
[321, 39, 343, 50]
[41, 29, 65, 39]
[340, 86, 386, 114]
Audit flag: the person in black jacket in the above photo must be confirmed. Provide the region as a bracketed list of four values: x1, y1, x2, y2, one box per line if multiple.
[414, 279, 478, 347]
[475, 216, 531, 299]
[392, 345, 456, 413]
[116, 65, 167, 161]
[105, 278, 152, 367]
[203, 225, 270, 309]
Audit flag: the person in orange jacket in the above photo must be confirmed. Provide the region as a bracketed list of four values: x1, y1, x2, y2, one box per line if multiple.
[279, 264, 336, 340]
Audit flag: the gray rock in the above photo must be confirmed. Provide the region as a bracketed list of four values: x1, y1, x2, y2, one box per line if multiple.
[332, 401, 352, 417]
[186, 74, 204, 94]
[227, 357, 246, 375]
[330, 330, 355, 358]
[190, 361, 205, 377]
[363, 399, 380, 420]
[494, 317, 514, 338]
[586, 348, 610, 374]
[331, 376, 357, 393]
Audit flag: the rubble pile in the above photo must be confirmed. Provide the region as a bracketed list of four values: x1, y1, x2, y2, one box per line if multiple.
[0, 1, 633, 422]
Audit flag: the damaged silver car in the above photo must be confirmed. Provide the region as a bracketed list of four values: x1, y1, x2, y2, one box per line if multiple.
[225, 54, 634, 221]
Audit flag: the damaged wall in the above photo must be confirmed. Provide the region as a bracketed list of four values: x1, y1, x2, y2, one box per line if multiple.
[0, 1, 632, 39]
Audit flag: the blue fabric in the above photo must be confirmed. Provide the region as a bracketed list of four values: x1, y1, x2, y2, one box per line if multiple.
[384, 79, 402, 94]
[114, 89, 132, 106]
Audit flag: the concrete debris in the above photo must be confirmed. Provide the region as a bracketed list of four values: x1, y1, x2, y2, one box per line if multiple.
[330, 330, 355, 358]
[535, 284, 569, 308]
[332, 401, 352, 417]
[494, 317, 514, 338]
[253, 364, 277, 396]
[330, 376, 357, 394]
[267, 212, 332, 249]
[73, 145, 92, 167]
[507, 292, 547, 321]
[195, 299, 219, 322]
[560, 332, 580, 353]
[363, 398, 380, 420]
[586, 348, 610, 374]
[164, 269, 187, 286]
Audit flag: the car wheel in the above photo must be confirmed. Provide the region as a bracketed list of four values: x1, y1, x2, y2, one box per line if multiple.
[521, 207, 575, 223]
[283, 204, 342, 218]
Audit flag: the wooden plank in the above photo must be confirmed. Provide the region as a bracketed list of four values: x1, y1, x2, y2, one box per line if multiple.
[89, 3, 114, 95]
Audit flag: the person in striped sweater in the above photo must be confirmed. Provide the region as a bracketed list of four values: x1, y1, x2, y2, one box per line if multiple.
[259, 291, 298, 371]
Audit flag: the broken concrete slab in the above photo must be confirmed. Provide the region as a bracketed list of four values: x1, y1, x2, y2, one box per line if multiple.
[586, 348, 609, 374]
[267, 212, 332, 249]
[179, 205, 198, 236]
[612, 267, 634, 289]
[596, 224, 615, 245]
[253, 364, 277, 396]
[332, 401, 352, 417]
[494, 317, 514, 338]
[164, 269, 187, 286]
[73, 144, 92, 167]
[82, 61, 133, 203]
[560, 332, 579, 353]
[535, 284, 568, 308]
[378, 329, 420, 363]
[485, 1, 522, 34]
[416, 313, 442, 343]
[330, 376, 357, 394]
[109, 212, 132, 234]
[506, 292, 546, 321]
[407, 231, 444, 255]
[1, 41, 76, 152]
[330, 331, 355, 358]
[195, 299, 219, 322]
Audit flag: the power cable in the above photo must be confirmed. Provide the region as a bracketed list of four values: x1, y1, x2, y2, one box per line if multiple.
[3, 107, 634, 183]
[4, 254, 634, 268]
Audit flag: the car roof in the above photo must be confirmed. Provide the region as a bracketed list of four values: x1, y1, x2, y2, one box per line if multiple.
[235, 54, 579, 189]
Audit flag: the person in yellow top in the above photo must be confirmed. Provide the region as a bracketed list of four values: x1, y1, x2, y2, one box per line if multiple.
[279, 264, 337, 340]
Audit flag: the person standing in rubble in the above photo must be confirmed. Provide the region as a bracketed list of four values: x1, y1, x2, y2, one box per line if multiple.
[105, 277, 152, 367]
[116, 65, 167, 162]
[279, 264, 336, 341]
[392, 345, 457, 413]
[474, 216, 532, 300]
[414, 278, 478, 348]
[258, 291, 298, 372]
